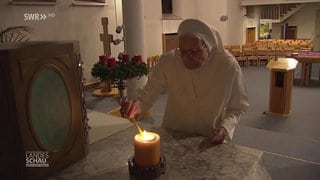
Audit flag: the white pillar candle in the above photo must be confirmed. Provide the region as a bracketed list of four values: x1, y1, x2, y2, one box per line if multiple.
[134, 132, 160, 167]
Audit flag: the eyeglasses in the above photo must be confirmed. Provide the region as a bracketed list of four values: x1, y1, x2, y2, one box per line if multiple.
[178, 43, 206, 58]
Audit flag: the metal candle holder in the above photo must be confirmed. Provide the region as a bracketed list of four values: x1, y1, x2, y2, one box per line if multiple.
[128, 155, 166, 179]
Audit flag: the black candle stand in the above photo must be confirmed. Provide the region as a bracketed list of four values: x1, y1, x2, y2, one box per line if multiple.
[128, 155, 166, 179]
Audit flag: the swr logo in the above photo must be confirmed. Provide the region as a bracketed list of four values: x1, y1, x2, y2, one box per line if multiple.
[24, 13, 49, 21]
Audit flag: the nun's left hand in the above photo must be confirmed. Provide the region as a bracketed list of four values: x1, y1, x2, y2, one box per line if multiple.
[211, 126, 227, 145]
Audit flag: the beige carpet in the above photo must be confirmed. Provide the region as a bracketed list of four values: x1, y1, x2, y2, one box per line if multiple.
[87, 111, 133, 144]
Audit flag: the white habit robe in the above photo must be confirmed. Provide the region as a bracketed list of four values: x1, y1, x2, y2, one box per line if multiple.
[137, 19, 249, 141]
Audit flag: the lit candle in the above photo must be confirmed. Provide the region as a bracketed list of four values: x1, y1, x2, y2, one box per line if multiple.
[134, 131, 160, 167]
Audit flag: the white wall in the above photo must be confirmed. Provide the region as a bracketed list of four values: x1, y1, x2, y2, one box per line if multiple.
[162, 19, 182, 34]
[144, 0, 163, 57]
[197, 0, 246, 45]
[161, 0, 246, 46]
[0, 0, 121, 82]
[271, 23, 282, 39]
[162, 0, 197, 35]
[243, 6, 261, 43]
[173, 0, 198, 19]
[197, 0, 228, 45]
[269, 3, 320, 47]
[285, 3, 320, 39]
[227, 0, 245, 45]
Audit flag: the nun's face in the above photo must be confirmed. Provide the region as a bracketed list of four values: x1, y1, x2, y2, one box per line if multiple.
[178, 36, 209, 70]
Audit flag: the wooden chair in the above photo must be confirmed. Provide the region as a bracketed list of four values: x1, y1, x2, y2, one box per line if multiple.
[230, 44, 241, 49]
[147, 55, 160, 69]
[147, 55, 161, 79]
[147, 56, 155, 69]
[268, 49, 276, 60]
[256, 48, 270, 66]
[243, 47, 259, 67]
[231, 48, 248, 67]
[283, 46, 295, 55]
[235, 56, 248, 67]
[153, 55, 160, 65]
[230, 45, 241, 54]
[231, 48, 241, 57]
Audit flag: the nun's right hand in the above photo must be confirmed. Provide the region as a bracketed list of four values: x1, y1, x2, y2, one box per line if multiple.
[119, 98, 141, 119]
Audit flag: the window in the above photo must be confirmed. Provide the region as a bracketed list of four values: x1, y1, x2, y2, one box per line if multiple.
[162, 0, 172, 14]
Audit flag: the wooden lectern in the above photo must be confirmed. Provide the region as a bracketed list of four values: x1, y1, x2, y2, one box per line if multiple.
[266, 58, 298, 117]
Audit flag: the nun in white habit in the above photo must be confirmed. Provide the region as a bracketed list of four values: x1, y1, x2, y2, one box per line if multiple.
[123, 19, 249, 144]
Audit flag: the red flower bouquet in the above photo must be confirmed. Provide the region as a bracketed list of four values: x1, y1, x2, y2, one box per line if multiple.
[91, 53, 149, 82]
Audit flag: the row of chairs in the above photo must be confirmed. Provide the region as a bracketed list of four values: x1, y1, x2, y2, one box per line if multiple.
[228, 47, 295, 67]
[226, 39, 314, 67]
[147, 42, 308, 68]
[226, 39, 313, 52]
[147, 55, 160, 70]
[147, 50, 274, 68]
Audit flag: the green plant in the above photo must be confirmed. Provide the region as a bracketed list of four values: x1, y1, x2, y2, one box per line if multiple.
[0, 26, 32, 43]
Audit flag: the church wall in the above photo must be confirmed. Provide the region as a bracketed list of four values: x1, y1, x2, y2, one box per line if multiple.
[271, 23, 282, 39]
[173, 0, 198, 19]
[0, 0, 122, 82]
[227, 0, 245, 45]
[242, 6, 261, 43]
[197, 0, 246, 46]
[285, 3, 320, 40]
[161, 0, 197, 39]
[1, 1, 318, 82]
[197, 0, 228, 45]
[242, 3, 319, 46]
[144, 0, 163, 57]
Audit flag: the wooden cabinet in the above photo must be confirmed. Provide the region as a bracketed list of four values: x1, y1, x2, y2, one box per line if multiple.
[162, 33, 179, 53]
[0, 41, 87, 179]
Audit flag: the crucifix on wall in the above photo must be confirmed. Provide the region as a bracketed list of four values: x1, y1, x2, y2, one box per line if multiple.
[100, 17, 113, 56]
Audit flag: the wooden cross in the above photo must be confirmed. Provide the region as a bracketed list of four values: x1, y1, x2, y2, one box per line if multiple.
[100, 17, 113, 56]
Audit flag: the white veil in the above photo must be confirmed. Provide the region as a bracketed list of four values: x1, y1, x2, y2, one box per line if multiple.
[177, 19, 227, 56]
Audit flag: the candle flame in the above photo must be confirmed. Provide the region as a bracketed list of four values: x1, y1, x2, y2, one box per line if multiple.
[129, 117, 156, 141]
[139, 130, 156, 141]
